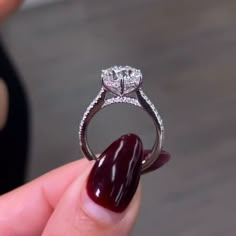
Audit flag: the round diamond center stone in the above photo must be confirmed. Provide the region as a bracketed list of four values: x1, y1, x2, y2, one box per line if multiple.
[102, 66, 143, 96]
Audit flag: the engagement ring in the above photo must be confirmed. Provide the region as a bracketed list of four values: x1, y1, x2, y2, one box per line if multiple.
[79, 66, 164, 172]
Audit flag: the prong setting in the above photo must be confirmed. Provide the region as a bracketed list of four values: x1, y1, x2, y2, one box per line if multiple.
[101, 66, 143, 96]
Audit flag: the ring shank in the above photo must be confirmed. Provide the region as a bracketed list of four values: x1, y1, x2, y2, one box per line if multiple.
[79, 88, 164, 173]
[136, 89, 164, 171]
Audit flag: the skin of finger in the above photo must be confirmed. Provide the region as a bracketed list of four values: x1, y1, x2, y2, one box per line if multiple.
[0, 79, 9, 130]
[0, 158, 91, 236]
[0, 0, 22, 21]
[42, 163, 142, 236]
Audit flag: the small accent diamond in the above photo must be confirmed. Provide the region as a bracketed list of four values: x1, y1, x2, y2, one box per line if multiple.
[101, 66, 142, 96]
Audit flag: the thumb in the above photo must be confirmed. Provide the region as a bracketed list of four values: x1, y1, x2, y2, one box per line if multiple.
[42, 134, 143, 236]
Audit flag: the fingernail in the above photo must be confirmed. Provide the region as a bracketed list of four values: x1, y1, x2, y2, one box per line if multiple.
[86, 134, 143, 213]
[142, 150, 171, 174]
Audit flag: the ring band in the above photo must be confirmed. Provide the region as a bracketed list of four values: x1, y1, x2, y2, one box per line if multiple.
[79, 66, 164, 172]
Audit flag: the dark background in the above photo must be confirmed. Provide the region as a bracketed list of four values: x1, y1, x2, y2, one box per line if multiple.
[1, 1, 236, 235]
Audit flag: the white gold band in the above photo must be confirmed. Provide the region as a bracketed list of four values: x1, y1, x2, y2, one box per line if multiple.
[79, 66, 164, 172]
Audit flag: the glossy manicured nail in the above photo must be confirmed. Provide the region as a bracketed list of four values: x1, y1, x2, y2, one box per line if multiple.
[142, 150, 171, 174]
[87, 134, 143, 212]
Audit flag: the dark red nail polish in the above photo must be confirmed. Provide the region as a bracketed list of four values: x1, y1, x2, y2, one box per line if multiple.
[87, 134, 143, 212]
[142, 150, 171, 174]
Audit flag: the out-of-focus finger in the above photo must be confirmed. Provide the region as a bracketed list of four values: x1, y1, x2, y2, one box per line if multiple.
[0, 0, 22, 21]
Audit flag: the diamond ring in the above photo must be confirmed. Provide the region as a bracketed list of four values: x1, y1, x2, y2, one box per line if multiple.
[79, 66, 164, 172]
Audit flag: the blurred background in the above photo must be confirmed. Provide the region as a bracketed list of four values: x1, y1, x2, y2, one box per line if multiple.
[1, 0, 236, 235]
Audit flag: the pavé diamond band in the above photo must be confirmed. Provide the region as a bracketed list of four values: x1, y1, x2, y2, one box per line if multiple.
[79, 66, 164, 172]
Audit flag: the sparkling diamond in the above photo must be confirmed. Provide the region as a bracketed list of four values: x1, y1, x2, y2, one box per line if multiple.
[101, 66, 143, 96]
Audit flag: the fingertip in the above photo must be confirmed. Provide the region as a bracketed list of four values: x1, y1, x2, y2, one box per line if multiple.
[142, 150, 171, 174]
[80, 183, 142, 227]
[42, 162, 142, 236]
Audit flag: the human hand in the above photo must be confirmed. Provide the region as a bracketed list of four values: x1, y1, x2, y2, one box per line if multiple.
[0, 134, 170, 236]
[0, 4, 170, 235]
